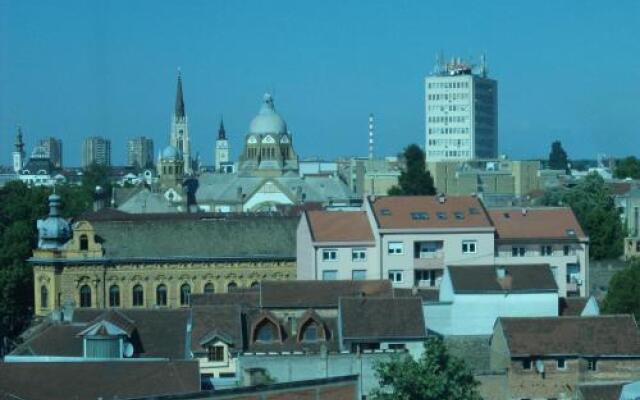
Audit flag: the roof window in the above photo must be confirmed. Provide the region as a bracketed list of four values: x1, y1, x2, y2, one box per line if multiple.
[380, 208, 392, 216]
[566, 229, 576, 237]
[437, 212, 447, 220]
[503, 212, 510, 219]
[469, 207, 480, 215]
[410, 212, 429, 220]
[454, 211, 464, 220]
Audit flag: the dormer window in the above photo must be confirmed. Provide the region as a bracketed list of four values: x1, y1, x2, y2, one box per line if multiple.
[208, 345, 225, 362]
[255, 320, 277, 342]
[80, 234, 89, 251]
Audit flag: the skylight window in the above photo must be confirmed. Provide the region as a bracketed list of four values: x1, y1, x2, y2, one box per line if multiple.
[469, 207, 480, 215]
[437, 212, 447, 220]
[454, 211, 464, 220]
[503, 212, 510, 219]
[411, 212, 428, 220]
[566, 229, 576, 237]
[380, 208, 392, 216]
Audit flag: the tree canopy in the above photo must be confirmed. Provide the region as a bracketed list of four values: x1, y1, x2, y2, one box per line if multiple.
[603, 259, 640, 320]
[388, 144, 436, 196]
[541, 173, 623, 260]
[548, 140, 569, 171]
[371, 337, 481, 400]
[614, 156, 640, 180]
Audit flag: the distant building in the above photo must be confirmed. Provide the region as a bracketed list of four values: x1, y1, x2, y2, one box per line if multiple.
[82, 136, 111, 167]
[338, 157, 401, 197]
[215, 118, 231, 172]
[425, 55, 497, 161]
[171, 71, 192, 174]
[127, 136, 154, 168]
[34, 136, 63, 168]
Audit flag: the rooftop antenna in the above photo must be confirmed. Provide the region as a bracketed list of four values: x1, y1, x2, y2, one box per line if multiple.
[368, 113, 375, 160]
[480, 53, 488, 77]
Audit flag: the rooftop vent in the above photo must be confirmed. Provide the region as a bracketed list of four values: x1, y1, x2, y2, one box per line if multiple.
[521, 208, 528, 216]
[438, 194, 446, 204]
[496, 266, 507, 279]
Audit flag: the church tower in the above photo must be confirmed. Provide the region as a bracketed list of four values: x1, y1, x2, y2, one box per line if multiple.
[215, 118, 229, 172]
[170, 71, 192, 174]
[13, 126, 25, 174]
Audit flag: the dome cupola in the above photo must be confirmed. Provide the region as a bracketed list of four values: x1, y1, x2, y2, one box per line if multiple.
[248, 93, 287, 135]
[36, 194, 71, 249]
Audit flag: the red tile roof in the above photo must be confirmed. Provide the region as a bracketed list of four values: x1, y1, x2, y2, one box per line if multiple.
[448, 264, 557, 293]
[369, 195, 493, 230]
[498, 315, 640, 357]
[489, 207, 586, 240]
[306, 210, 374, 242]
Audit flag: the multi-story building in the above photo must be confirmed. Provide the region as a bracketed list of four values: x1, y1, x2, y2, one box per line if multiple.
[297, 195, 589, 297]
[490, 207, 589, 297]
[425, 55, 498, 162]
[31, 194, 298, 317]
[82, 136, 111, 167]
[127, 136, 154, 169]
[489, 315, 640, 400]
[35, 136, 63, 168]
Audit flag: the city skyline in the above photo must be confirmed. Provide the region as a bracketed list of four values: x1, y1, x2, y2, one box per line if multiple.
[1, 0, 639, 167]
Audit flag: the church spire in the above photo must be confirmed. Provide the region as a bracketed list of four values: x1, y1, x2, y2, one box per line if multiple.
[15, 125, 24, 152]
[218, 117, 226, 140]
[175, 70, 185, 119]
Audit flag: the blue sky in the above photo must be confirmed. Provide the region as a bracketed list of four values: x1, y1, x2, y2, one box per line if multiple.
[0, 0, 639, 167]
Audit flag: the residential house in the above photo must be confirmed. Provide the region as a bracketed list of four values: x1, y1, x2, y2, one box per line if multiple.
[425, 264, 559, 336]
[489, 315, 640, 400]
[490, 207, 589, 296]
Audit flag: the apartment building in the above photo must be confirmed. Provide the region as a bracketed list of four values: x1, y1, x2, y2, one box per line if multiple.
[297, 195, 589, 297]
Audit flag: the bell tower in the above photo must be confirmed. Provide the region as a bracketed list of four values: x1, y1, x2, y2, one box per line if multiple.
[13, 126, 25, 174]
[215, 118, 229, 172]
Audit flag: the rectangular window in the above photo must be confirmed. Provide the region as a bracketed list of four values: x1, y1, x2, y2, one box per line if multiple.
[566, 264, 580, 283]
[352, 270, 367, 280]
[522, 359, 532, 370]
[557, 358, 566, 370]
[563, 245, 570, 256]
[352, 248, 367, 262]
[410, 211, 428, 220]
[322, 270, 338, 280]
[388, 343, 406, 350]
[322, 249, 338, 261]
[388, 242, 404, 255]
[541, 245, 553, 256]
[587, 359, 597, 371]
[208, 345, 224, 362]
[462, 240, 476, 254]
[388, 270, 404, 283]
[512, 247, 526, 257]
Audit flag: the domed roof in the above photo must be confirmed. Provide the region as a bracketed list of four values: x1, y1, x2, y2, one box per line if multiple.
[37, 194, 71, 249]
[161, 145, 181, 161]
[249, 93, 287, 135]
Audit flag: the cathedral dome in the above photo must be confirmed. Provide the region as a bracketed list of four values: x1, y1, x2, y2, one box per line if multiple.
[249, 93, 287, 135]
[161, 145, 182, 161]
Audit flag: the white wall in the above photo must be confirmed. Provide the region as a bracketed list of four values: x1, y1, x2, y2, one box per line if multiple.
[315, 245, 377, 281]
[296, 216, 315, 280]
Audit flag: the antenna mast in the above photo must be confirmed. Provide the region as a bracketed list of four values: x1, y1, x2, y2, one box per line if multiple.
[368, 113, 375, 160]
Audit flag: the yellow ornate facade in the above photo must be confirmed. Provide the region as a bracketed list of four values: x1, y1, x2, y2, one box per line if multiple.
[32, 214, 297, 317]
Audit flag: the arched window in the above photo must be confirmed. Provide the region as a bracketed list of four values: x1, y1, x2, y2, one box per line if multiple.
[250, 281, 260, 289]
[79, 234, 88, 251]
[79, 285, 91, 308]
[180, 283, 191, 306]
[40, 285, 48, 309]
[204, 282, 215, 294]
[254, 320, 278, 342]
[301, 320, 320, 342]
[109, 285, 120, 307]
[132, 284, 144, 307]
[156, 284, 167, 306]
[227, 282, 237, 292]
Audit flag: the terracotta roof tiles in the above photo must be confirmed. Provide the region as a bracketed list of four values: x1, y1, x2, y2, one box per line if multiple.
[306, 210, 374, 243]
[489, 207, 586, 241]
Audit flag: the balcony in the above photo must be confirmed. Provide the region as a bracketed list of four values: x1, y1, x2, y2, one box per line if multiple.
[414, 241, 445, 270]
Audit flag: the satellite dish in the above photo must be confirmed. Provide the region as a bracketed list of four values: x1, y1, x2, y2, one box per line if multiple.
[123, 342, 134, 358]
[535, 359, 545, 374]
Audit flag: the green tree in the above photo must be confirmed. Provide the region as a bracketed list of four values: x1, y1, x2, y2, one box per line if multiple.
[614, 156, 640, 180]
[388, 144, 436, 196]
[548, 140, 569, 171]
[82, 162, 112, 200]
[371, 337, 482, 400]
[603, 259, 640, 320]
[542, 173, 623, 259]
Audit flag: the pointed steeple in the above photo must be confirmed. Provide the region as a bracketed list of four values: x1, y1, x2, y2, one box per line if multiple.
[15, 125, 24, 152]
[218, 117, 226, 140]
[175, 70, 185, 119]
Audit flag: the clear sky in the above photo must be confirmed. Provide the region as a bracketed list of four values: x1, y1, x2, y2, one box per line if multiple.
[0, 0, 639, 167]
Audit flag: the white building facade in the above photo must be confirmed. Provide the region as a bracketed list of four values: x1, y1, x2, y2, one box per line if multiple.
[425, 56, 497, 162]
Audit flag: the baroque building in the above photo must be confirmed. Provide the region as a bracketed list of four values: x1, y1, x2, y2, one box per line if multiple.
[31, 195, 297, 317]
